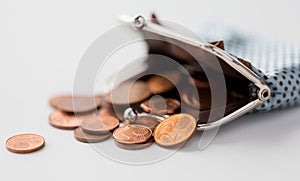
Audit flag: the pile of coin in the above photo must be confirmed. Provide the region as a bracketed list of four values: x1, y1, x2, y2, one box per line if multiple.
[47, 76, 198, 150]
[5, 35, 249, 154]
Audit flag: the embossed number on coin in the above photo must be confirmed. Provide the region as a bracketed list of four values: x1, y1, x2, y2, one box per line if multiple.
[113, 125, 152, 144]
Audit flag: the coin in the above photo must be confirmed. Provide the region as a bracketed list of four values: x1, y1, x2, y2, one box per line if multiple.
[49, 110, 96, 130]
[99, 105, 124, 121]
[188, 76, 210, 89]
[80, 115, 119, 134]
[113, 125, 152, 144]
[73, 128, 111, 143]
[114, 138, 153, 150]
[154, 113, 196, 147]
[140, 97, 180, 115]
[6, 133, 45, 154]
[181, 90, 201, 109]
[147, 71, 181, 94]
[49, 95, 102, 113]
[181, 89, 211, 110]
[128, 116, 161, 131]
[104, 81, 151, 105]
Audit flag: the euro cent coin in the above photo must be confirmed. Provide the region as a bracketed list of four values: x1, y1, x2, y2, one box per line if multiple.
[114, 138, 153, 150]
[154, 113, 196, 147]
[6, 133, 45, 154]
[73, 128, 111, 143]
[48, 110, 97, 130]
[80, 115, 119, 134]
[49, 95, 102, 113]
[104, 81, 151, 105]
[147, 71, 181, 94]
[141, 97, 180, 115]
[113, 125, 152, 144]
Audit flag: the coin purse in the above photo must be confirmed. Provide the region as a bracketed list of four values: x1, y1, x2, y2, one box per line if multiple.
[121, 15, 300, 131]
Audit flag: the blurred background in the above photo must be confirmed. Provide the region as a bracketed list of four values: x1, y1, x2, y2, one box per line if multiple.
[0, 0, 300, 181]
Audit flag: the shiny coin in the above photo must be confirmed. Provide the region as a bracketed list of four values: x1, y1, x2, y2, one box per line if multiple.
[128, 116, 161, 131]
[113, 125, 152, 144]
[104, 81, 151, 105]
[49, 95, 101, 113]
[73, 128, 111, 143]
[80, 115, 119, 135]
[140, 96, 180, 115]
[49, 110, 96, 130]
[6, 134, 45, 154]
[154, 114, 196, 147]
[147, 71, 181, 94]
[114, 138, 153, 150]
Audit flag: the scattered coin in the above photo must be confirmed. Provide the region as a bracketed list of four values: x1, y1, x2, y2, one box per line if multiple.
[6, 133, 45, 154]
[114, 138, 153, 150]
[49, 95, 102, 113]
[104, 81, 151, 105]
[80, 115, 119, 135]
[140, 97, 180, 115]
[113, 125, 152, 144]
[73, 128, 111, 143]
[49, 110, 96, 130]
[128, 115, 161, 131]
[147, 71, 181, 94]
[154, 114, 196, 147]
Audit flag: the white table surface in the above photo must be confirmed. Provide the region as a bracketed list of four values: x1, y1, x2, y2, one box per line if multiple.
[1, 0, 300, 180]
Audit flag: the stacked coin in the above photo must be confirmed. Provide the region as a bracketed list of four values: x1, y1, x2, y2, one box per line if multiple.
[113, 124, 154, 150]
[48, 76, 199, 150]
[48, 95, 121, 143]
[8, 38, 248, 153]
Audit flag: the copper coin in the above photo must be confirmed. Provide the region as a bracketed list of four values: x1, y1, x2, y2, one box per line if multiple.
[140, 97, 180, 115]
[80, 115, 119, 134]
[181, 89, 211, 110]
[104, 81, 151, 105]
[49, 95, 101, 113]
[128, 116, 161, 131]
[181, 90, 201, 109]
[99, 105, 124, 121]
[49, 110, 97, 130]
[154, 114, 196, 147]
[147, 71, 181, 94]
[73, 128, 111, 143]
[6, 134, 45, 154]
[113, 125, 152, 144]
[188, 77, 210, 89]
[114, 138, 153, 150]
[99, 106, 117, 117]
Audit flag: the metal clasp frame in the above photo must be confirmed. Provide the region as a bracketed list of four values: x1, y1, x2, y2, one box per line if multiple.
[119, 15, 271, 131]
